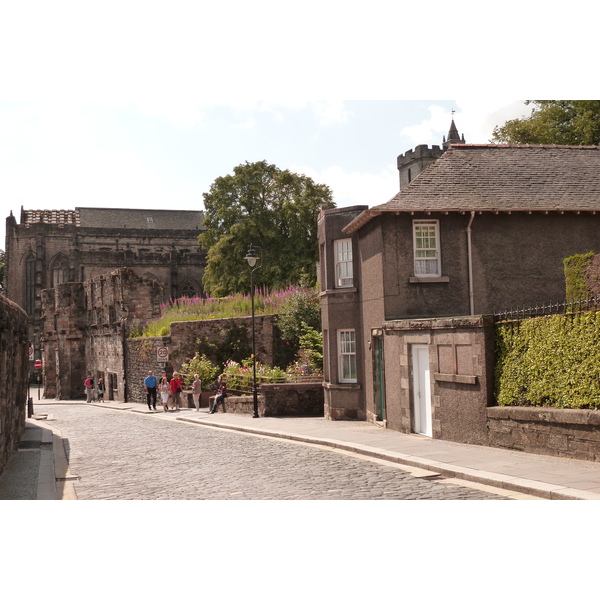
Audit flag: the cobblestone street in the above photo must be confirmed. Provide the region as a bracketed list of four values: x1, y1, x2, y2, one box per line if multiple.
[43, 405, 511, 500]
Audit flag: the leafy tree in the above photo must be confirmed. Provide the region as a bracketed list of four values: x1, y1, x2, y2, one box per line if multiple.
[275, 285, 322, 351]
[199, 160, 335, 296]
[492, 101, 600, 145]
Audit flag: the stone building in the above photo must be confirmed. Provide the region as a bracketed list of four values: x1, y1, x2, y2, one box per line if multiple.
[319, 139, 600, 442]
[4, 206, 206, 352]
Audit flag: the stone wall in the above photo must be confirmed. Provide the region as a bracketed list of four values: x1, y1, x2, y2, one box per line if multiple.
[206, 383, 324, 418]
[0, 295, 29, 476]
[168, 314, 285, 369]
[124, 315, 287, 404]
[487, 406, 600, 462]
[126, 336, 172, 404]
[261, 383, 324, 417]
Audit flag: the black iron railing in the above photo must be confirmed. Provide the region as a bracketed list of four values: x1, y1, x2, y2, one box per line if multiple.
[493, 296, 600, 322]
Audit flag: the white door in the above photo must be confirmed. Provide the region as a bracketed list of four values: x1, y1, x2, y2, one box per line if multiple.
[412, 345, 432, 437]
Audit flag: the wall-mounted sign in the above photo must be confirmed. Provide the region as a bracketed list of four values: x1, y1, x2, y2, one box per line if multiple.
[157, 347, 169, 361]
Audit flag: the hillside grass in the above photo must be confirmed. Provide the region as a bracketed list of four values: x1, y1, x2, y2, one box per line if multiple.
[132, 287, 304, 337]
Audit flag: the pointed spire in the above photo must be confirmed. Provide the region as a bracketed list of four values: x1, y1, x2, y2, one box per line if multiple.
[444, 110, 465, 149]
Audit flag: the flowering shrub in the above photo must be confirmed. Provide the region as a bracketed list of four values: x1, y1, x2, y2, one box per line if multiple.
[177, 353, 220, 390]
[223, 359, 289, 392]
[137, 286, 309, 338]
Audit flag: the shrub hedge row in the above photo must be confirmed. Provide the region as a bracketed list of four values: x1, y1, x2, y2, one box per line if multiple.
[495, 310, 600, 409]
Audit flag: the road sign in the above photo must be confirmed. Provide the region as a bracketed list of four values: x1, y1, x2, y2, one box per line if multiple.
[157, 346, 169, 361]
[34, 359, 42, 369]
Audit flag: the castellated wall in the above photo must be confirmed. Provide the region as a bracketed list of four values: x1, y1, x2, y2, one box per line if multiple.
[0, 295, 29, 476]
[396, 144, 444, 190]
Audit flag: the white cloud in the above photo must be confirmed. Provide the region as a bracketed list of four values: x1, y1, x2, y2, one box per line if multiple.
[400, 104, 454, 147]
[310, 101, 355, 127]
[294, 163, 398, 208]
[454, 100, 530, 143]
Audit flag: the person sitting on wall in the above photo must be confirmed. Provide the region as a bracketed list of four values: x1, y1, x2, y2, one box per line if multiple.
[209, 375, 227, 414]
[169, 371, 182, 411]
[144, 370, 158, 411]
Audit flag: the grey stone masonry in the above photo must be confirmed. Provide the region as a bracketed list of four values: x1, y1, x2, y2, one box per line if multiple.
[0, 295, 29, 476]
[487, 406, 600, 462]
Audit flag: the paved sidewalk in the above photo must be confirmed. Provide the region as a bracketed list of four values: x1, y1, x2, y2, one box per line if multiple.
[7, 398, 600, 500]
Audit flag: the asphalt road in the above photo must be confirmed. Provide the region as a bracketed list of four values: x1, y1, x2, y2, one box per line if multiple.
[34, 405, 511, 500]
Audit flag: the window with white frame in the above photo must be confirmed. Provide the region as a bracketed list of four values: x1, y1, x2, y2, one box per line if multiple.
[413, 220, 441, 277]
[334, 239, 353, 288]
[338, 329, 357, 383]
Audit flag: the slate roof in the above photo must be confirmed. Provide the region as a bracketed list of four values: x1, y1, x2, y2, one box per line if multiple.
[345, 145, 600, 233]
[21, 207, 204, 230]
[77, 207, 204, 230]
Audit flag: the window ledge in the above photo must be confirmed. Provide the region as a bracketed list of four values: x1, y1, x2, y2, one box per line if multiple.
[319, 287, 358, 296]
[409, 276, 450, 284]
[324, 382, 361, 391]
[434, 373, 477, 385]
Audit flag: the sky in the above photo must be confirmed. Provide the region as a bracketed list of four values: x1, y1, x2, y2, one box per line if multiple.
[0, 98, 529, 246]
[1, 1, 596, 250]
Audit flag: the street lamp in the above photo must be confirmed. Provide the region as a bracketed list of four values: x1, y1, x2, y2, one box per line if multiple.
[245, 244, 261, 418]
[120, 304, 129, 403]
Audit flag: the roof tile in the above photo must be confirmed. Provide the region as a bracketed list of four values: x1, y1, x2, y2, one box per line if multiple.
[376, 145, 600, 213]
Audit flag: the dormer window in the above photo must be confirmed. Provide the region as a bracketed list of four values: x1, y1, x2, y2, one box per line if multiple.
[334, 239, 353, 288]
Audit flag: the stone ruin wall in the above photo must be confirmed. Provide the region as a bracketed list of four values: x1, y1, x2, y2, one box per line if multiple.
[41, 267, 164, 400]
[0, 295, 29, 476]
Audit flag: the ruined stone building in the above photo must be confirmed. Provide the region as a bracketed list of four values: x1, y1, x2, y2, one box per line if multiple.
[4, 206, 206, 352]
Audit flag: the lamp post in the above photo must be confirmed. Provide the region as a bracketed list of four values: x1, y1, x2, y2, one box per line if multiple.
[120, 304, 129, 403]
[245, 244, 261, 418]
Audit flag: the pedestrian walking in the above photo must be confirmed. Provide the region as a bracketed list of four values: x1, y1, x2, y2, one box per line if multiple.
[169, 371, 182, 411]
[144, 370, 158, 411]
[97, 377, 105, 402]
[159, 372, 170, 412]
[84, 375, 94, 403]
[209, 375, 227, 414]
[192, 373, 202, 411]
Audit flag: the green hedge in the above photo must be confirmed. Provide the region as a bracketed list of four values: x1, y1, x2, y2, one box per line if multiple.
[495, 311, 600, 409]
[564, 251, 594, 302]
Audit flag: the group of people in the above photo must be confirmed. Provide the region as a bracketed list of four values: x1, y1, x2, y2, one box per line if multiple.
[83, 375, 105, 403]
[144, 371, 184, 412]
[144, 370, 228, 413]
[84, 369, 227, 412]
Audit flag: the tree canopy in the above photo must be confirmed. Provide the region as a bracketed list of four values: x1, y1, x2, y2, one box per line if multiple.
[199, 160, 335, 297]
[492, 101, 600, 145]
